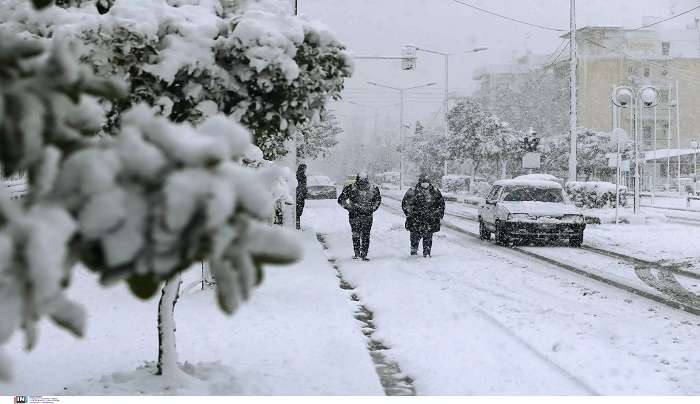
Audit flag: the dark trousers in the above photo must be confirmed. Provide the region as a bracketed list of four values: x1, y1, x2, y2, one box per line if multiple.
[349, 215, 373, 257]
[295, 197, 305, 229]
[410, 232, 433, 256]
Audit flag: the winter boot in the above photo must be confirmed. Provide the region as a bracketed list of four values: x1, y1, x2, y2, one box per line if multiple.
[361, 256, 370, 261]
[410, 248, 418, 256]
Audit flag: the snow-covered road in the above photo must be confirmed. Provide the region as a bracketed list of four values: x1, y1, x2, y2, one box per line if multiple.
[305, 199, 700, 395]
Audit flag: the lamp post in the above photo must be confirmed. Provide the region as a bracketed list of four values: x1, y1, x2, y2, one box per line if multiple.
[366, 81, 437, 189]
[402, 46, 487, 177]
[691, 139, 699, 193]
[612, 85, 659, 214]
[402, 46, 487, 126]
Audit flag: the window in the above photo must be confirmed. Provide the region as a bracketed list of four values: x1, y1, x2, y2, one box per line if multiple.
[658, 89, 669, 103]
[643, 126, 652, 140]
[501, 186, 564, 203]
[662, 41, 670, 56]
[488, 186, 501, 201]
[643, 67, 650, 77]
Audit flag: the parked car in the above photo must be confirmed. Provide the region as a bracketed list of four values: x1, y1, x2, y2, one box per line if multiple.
[478, 179, 586, 247]
[306, 175, 338, 199]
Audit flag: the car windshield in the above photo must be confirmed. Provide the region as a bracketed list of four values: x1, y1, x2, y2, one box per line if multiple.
[501, 186, 564, 203]
[308, 176, 333, 186]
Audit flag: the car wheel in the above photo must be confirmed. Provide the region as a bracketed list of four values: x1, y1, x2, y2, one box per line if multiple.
[479, 220, 490, 240]
[494, 221, 510, 246]
[569, 231, 583, 247]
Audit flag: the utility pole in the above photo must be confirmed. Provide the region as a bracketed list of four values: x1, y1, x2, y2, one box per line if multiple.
[402, 46, 487, 179]
[399, 89, 405, 189]
[568, 0, 578, 182]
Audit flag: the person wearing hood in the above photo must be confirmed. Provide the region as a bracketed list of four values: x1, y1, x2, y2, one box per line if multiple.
[402, 174, 445, 257]
[296, 163, 307, 229]
[337, 172, 382, 261]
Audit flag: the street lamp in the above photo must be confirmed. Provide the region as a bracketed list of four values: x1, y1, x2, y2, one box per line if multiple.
[403, 46, 488, 127]
[403, 45, 487, 177]
[366, 81, 437, 189]
[612, 85, 659, 214]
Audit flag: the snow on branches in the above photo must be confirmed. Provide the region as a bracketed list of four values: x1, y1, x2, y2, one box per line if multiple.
[0, 0, 353, 160]
[53, 105, 301, 302]
[0, 15, 304, 379]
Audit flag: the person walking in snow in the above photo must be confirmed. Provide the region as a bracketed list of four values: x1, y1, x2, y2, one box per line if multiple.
[296, 163, 307, 229]
[402, 174, 445, 257]
[337, 172, 382, 261]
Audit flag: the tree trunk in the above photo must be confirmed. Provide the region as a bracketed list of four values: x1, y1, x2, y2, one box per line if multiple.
[500, 159, 508, 179]
[157, 274, 182, 376]
[470, 160, 481, 193]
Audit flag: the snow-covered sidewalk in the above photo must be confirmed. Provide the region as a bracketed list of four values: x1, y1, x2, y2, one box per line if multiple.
[1, 231, 382, 395]
[305, 199, 700, 394]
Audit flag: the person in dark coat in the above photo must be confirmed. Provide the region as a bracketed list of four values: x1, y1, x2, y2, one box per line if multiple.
[337, 172, 382, 261]
[402, 174, 445, 257]
[296, 163, 307, 229]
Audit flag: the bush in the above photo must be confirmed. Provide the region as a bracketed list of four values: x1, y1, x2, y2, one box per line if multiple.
[564, 181, 627, 208]
[441, 175, 469, 193]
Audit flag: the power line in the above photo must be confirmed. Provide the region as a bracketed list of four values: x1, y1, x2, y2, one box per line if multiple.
[630, 4, 700, 31]
[447, 0, 567, 32]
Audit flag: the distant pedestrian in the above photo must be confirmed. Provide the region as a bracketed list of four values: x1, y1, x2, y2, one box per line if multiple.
[296, 163, 307, 229]
[337, 172, 382, 261]
[402, 174, 445, 257]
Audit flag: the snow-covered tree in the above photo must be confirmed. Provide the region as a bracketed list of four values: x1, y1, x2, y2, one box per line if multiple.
[2, 0, 353, 160]
[476, 61, 568, 139]
[446, 100, 522, 183]
[541, 130, 631, 180]
[0, 0, 350, 381]
[405, 121, 448, 183]
[296, 109, 342, 162]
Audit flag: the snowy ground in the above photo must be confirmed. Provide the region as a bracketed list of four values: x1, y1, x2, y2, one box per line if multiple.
[0, 232, 382, 395]
[4, 198, 700, 395]
[305, 199, 700, 395]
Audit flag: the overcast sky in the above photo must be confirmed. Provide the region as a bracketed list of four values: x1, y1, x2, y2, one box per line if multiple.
[299, 0, 699, 145]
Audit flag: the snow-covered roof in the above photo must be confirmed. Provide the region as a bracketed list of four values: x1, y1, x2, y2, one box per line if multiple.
[514, 173, 560, 182]
[608, 148, 700, 162]
[493, 179, 563, 189]
[308, 175, 333, 186]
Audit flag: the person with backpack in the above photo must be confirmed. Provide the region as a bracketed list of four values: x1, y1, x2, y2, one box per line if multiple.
[337, 172, 382, 261]
[402, 174, 445, 257]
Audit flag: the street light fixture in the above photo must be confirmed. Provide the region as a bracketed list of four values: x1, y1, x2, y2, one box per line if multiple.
[366, 81, 437, 189]
[402, 45, 487, 176]
[611, 85, 659, 214]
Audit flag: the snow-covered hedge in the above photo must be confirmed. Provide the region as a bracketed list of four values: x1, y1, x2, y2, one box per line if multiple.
[441, 175, 469, 193]
[564, 181, 627, 208]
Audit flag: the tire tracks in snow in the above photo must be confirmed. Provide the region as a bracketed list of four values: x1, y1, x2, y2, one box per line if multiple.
[372, 208, 598, 394]
[316, 233, 415, 396]
[383, 195, 700, 316]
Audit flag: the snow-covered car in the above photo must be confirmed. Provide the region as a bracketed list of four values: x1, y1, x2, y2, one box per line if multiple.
[478, 179, 585, 247]
[307, 175, 338, 199]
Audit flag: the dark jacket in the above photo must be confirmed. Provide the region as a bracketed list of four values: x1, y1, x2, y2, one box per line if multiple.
[338, 182, 382, 218]
[402, 184, 445, 233]
[296, 168, 307, 200]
